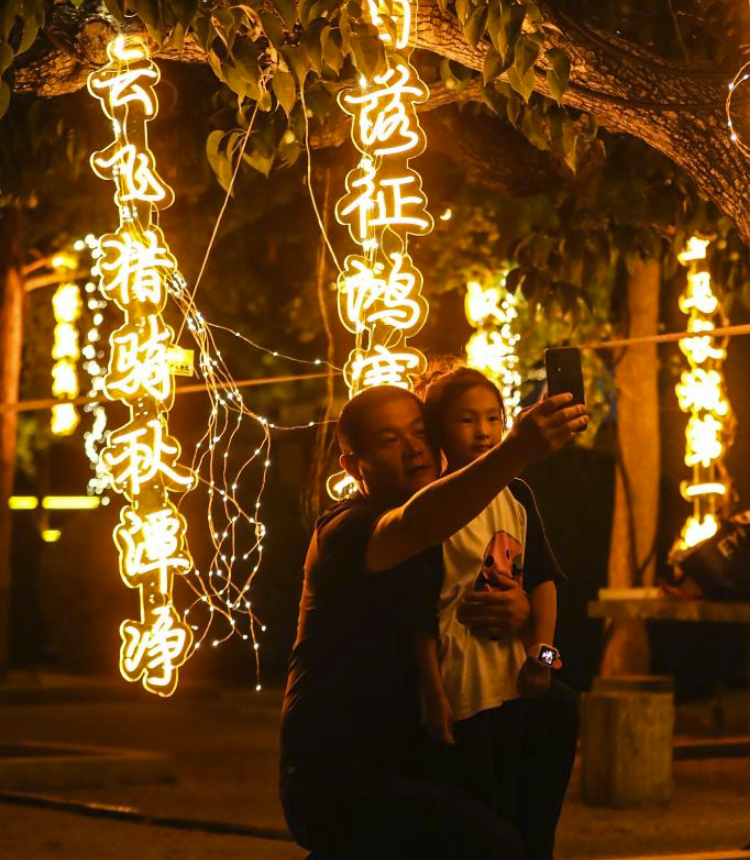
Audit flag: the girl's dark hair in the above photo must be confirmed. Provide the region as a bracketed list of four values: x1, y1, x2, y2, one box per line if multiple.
[418, 359, 506, 446]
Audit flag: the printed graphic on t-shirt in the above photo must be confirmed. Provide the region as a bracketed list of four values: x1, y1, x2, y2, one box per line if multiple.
[474, 530, 524, 591]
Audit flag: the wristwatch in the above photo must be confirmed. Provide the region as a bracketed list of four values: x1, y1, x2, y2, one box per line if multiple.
[528, 643, 562, 670]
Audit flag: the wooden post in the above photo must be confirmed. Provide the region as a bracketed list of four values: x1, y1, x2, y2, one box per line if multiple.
[0, 206, 25, 673]
[602, 257, 661, 676]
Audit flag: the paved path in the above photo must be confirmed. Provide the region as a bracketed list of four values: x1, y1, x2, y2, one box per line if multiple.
[1, 687, 748, 859]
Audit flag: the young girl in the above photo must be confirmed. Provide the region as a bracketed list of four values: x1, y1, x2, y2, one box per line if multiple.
[416, 364, 567, 851]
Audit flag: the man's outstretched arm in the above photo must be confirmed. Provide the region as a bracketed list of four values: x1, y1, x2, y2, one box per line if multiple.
[365, 394, 587, 571]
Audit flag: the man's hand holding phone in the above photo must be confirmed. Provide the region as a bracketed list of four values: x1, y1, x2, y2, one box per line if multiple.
[505, 392, 588, 467]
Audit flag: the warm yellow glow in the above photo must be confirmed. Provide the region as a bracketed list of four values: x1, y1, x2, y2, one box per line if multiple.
[107, 316, 175, 404]
[333, 0, 430, 412]
[89, 35, 194, 695]
[683, 482, 727, 498]
[682, 513, 719, 549]
[341, 60, 428, 158]
[42, 495, 101, 510]
[464, 279, 522, 420]
[675, 237, 732, 553]
[678, 237, 709, 263]
[92, 143, 175, 209]
[102, 417, 196, 500]
[51, 403, 81, 436]
[8, 496, 38, 510]
[51, 277, 82, 436]
[339, 252, 426, 335]
[51, 252, 78, 271]
[41, 529, 62, 543]
[120, 604, 193, 697]
[439, 208, 452, 221]
[98, 229, 176, 310]
[366, 0, 412, 49]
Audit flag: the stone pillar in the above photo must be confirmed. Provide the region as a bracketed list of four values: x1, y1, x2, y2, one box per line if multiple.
[581, 675, 674, 807]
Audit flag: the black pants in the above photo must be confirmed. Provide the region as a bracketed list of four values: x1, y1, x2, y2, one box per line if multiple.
[442, 680, 579, 860]
[281, 750, 524, 860]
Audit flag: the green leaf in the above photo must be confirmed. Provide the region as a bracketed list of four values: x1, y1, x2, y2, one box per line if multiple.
[350, 32, 383, 79]
[281, 44, 311, 85]
[221, 62, 249, 98]
[1, 0, 20, 42]
[129, 0, 160, 30]
[205, 129, 225, 177]
[482, 46, 503, 84]
[258, 11, 285, 50]
[0, 79, 9, 119]
[507, 34, 539, 102]
[167, 0, 198, 28]
[514, 33, 540, 78]
[463, 5, 487, 49]
[322, 26, 344, 74]
[495, 2, 525, 62]
[272, 0, 297, 29]
[17, 0, 45, 55]
[302, 18, 328, 74]
[454, 0, 471, 25]
[0, 42, 12, 74]
[243, 140, 275, 177]
[545, 48, 570, 105]
[232, 37, 260, 84]
[272, 69, 296, 116]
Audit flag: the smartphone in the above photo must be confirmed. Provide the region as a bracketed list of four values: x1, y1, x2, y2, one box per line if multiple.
[544, 346, 586, 429]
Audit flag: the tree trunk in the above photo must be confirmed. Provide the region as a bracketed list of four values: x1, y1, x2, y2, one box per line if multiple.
[600, 257, 661, 677]
[0, 206, 24, 674]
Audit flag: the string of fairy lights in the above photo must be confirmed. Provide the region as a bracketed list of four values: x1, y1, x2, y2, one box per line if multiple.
[82, 34, 342, 696]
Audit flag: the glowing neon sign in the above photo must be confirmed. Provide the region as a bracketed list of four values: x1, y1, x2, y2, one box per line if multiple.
[50, 254, 82, 437]
[675, 237, 733, 550]
[329, 0, 431, 497]
[89, 35, 194, 696]
[465, 279, 522, 421]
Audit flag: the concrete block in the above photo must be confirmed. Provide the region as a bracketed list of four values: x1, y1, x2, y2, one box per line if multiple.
[581, 686, 674, 808]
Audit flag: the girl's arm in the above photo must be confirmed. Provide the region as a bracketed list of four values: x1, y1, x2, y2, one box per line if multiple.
[517, 580, 557, 697]
[528, 580, 557, 648]
[414, 629, 454, 745]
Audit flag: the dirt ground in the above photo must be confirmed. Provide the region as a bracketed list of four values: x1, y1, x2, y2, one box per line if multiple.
[1, 686, 748, 860]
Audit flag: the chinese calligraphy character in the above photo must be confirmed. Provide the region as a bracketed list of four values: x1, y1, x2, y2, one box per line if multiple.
[339, 253, 426, 335]
[92, 143, 175, 208]
[120, 604, 192, 696]
[98, 229, 176, 310]
[115, 504, 192, 593]
[342, 60, 427, 158]
[107, 315, 174, 403]
[102, 417, 196, 499]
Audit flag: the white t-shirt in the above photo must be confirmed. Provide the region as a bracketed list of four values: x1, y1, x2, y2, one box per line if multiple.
[437, 480, 561, 722]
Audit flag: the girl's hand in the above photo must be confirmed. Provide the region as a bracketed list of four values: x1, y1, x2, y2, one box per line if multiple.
[424, 693, 455, 745]
[517, 657, 551, 698]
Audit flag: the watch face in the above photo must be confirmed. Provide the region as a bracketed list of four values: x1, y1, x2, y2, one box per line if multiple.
[539, 646, 557, 666]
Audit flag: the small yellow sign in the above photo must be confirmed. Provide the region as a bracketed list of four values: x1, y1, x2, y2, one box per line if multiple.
[166, 346, 195, 377]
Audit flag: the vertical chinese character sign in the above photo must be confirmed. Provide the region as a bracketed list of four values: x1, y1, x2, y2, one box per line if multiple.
[675, 237, 732, 550]
[88, 36, 195, 696]
[464, 279, 522, 422]
[329, 0, 432, 497]
[50, 253, 82, 437]
[335, 0, 431, 394]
